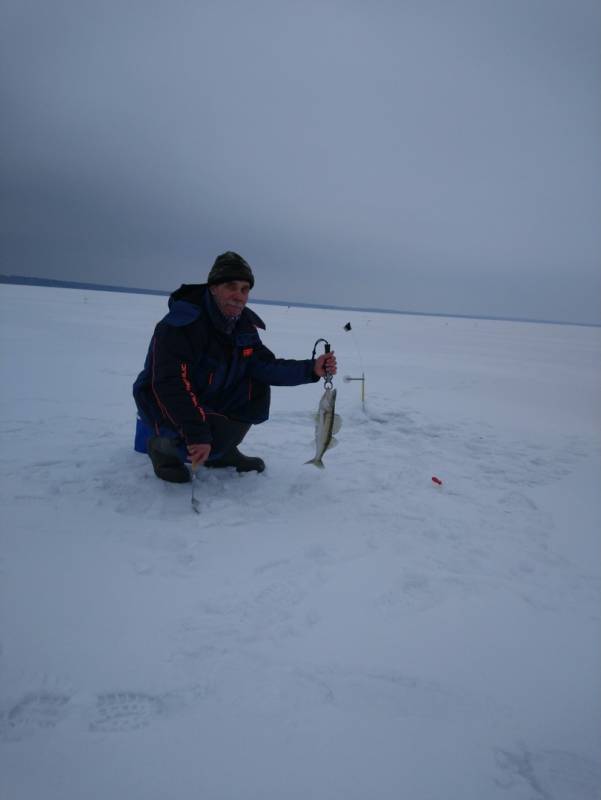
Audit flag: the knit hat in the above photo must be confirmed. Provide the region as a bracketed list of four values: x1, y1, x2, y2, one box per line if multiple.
[207, 251, 255, 289]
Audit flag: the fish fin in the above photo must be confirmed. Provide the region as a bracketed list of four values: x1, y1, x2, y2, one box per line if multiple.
[331, 414, 342, 434]
[326, 437, 339, 450]
[304, 458, 325, 468]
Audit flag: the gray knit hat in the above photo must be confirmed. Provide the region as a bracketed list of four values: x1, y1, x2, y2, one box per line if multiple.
[207, 251, 255, 289]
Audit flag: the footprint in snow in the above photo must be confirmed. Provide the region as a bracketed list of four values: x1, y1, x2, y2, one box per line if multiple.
[89, 691, 164, 732]
[495, 746, 601, 800]
[1, 691, 70, 740]
[498, 490, 538, 512]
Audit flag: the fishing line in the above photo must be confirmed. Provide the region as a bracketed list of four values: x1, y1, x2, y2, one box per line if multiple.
[349, 326, 365, 374]
[342, 322, 367, 408]
[343, 322, 365, 374]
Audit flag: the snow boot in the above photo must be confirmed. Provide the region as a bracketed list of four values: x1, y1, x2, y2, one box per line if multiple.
[205, 447, 265, 473]
[147, 436, 190, 483]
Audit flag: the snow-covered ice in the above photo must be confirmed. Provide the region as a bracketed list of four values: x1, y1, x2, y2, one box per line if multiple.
[1, 284, 600, 799]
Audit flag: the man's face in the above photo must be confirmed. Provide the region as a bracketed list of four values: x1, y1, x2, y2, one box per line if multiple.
[210, 280, 251, 318]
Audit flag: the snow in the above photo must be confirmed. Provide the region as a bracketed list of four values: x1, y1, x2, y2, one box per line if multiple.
[1, 283, 600, 799]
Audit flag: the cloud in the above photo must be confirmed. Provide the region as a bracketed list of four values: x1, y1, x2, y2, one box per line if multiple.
[1, 0, 600, 323]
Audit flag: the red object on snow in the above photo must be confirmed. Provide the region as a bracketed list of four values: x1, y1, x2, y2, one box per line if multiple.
[432, 476, 443, 486]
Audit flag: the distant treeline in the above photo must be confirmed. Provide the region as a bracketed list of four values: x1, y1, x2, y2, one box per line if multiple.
[1, 274, 596, 327]
[0, 274, 169, 297]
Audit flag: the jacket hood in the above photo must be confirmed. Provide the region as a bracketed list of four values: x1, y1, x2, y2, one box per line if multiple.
[167, 283, 266, 330]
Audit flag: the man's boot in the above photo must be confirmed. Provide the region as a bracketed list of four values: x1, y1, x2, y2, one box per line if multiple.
[147, 436, 190, 483]
[204, 421, 265, 473]
[205, 447, 265, 473]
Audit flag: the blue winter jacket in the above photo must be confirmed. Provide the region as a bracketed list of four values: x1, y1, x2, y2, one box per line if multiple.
[133, 284, 319, 446]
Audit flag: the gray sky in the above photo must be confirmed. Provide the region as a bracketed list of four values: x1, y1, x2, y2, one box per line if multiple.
[2, 0, 600, 323]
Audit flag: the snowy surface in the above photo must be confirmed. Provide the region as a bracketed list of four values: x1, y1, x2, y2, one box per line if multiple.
[1, 284, 600, 800]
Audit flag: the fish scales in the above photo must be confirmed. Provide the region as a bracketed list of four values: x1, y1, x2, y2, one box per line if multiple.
[305, 387, 342, 468]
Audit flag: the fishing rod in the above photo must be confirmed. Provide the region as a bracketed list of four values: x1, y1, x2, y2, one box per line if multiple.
[342, 322, 366, 408]
[343, 372, 365, 406]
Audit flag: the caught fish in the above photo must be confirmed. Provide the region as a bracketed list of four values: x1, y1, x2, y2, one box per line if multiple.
[305, 387, 342, 468]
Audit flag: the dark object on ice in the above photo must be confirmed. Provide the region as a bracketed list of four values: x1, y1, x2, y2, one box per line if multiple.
[344, 322, 352, 331]
[148, 437, 191, 483]
[432, 476, 443, 486]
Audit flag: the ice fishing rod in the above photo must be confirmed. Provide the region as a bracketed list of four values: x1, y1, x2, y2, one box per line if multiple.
[311, 338, 333, 389]
[343, 372, 365, 406]
[342, 322, 366, 408]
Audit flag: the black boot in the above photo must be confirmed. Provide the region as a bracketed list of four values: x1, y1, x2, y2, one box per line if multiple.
[205, 447, 265, 473]
[147, 436, 190, 483]
[204, 420, 265, 473]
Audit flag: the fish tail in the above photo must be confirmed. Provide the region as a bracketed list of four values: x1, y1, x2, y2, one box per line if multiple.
[304, 457, 325, 469]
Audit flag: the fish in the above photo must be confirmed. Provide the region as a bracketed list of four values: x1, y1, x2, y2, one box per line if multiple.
[305, 387, 342, 468]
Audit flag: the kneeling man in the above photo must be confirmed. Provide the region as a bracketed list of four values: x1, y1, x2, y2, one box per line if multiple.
[133, 251, 336, 482]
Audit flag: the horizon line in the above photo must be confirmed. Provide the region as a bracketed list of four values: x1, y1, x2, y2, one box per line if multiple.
[1, 274, 599, 329]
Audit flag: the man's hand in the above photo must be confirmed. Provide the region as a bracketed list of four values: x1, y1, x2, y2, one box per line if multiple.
[187, 443, 212, 470]
[314, 351, 337, 379]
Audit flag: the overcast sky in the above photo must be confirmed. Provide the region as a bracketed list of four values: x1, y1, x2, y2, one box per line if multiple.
[2, 0, 600, 323]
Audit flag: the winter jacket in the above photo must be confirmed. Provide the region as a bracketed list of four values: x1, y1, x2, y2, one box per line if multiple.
[133, 284, 319, 445]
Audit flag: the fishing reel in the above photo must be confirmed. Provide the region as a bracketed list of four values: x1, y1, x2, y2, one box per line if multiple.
[312, 338, 334, 389]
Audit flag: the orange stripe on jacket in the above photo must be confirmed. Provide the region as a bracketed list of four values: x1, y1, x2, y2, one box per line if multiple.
[150, 336, 206, 429]
[151, 336, 178, 427]
[180, 363, 206, 422]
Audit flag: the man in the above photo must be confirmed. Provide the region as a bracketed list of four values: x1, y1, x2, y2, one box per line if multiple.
[133, 251, 337, 483]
